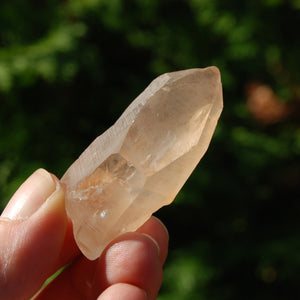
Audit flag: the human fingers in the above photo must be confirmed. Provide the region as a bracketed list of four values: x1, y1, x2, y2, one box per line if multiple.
[0, 169, 74, 300]
[136, 216, 169, 265]
[35, 216, 169, 300]
[97, 283, 147, 300]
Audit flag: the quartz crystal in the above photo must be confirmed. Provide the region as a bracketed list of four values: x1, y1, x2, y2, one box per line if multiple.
[61, 67, 223, 260]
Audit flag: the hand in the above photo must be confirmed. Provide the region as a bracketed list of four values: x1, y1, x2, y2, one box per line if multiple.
[0, 169, 169, 300]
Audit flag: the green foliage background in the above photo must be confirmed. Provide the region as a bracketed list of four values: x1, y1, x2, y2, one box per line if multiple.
[1, 0, 300, 298]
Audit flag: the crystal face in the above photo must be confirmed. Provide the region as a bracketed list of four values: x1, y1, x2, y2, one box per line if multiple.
[61, 67, 223, 260]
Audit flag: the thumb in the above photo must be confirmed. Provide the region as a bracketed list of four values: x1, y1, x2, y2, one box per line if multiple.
[0, 169, 68, 300]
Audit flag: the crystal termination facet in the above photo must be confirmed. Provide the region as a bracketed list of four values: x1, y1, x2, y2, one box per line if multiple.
[61, 67, 223, 260]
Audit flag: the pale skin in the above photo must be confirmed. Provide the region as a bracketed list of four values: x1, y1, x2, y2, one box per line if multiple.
[0, 169, 169, 300]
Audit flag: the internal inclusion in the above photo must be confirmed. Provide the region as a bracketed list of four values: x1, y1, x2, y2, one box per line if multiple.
[72, 153, 140, 201]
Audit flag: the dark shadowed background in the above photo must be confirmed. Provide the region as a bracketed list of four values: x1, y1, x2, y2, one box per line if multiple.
[1, 0, 300, 299]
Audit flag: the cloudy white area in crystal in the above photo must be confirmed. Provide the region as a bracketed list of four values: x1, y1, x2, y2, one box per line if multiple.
[61, 66, 223, 260]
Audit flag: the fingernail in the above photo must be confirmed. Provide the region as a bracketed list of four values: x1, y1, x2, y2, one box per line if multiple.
[1, 169, 57, 220]
[153, 216, 169, 237]
[142, 233, 160, 256]
[34, 175, 65, 218]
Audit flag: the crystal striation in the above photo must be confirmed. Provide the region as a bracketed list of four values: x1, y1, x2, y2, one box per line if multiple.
[61, 67, 223, 260]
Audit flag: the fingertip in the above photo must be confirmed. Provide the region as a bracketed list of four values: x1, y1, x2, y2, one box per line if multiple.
[152, 216, 169, 237]
[33, 175, 66, 220]
[98, 283, 147, 300]
[136, 216, 169, 265]
[141, 233, 160, 256]
[95, 232, 163, 300]
[1, 169, 57, 220]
